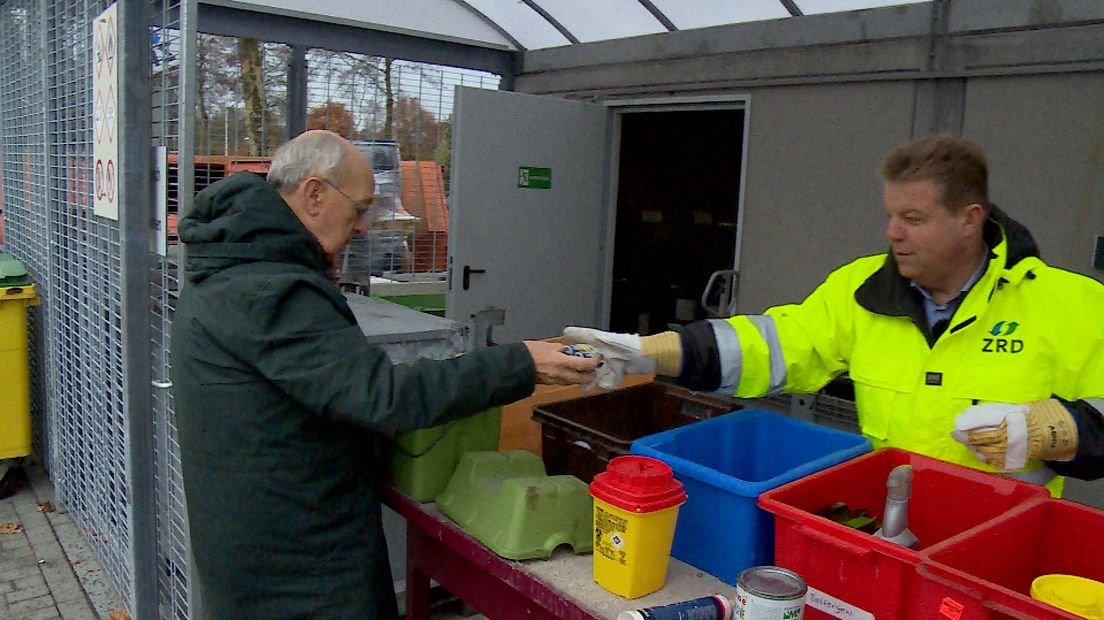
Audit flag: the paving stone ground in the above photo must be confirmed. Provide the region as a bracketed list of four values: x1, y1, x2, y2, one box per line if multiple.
[1, 460, 124, 620]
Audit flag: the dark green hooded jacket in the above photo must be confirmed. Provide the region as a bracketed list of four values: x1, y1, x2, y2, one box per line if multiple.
[170, 172, 536, 619]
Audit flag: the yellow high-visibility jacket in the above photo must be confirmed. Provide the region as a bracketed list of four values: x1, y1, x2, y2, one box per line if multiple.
[676, 208, 1104, 491]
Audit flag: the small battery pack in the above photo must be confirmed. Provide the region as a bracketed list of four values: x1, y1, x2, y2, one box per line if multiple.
[562, 344, 605, 367]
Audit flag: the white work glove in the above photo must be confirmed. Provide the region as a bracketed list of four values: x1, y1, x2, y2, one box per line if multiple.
[562, 327, 656, 390]
[952, 399, 1079, 470]
[952, 403, 1029, 470]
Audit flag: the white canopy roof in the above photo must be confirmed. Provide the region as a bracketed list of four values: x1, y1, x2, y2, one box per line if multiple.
[203, 0, 930, 52]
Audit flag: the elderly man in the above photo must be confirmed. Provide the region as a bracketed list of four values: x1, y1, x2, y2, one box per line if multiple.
[171, 130, 597, 619]
[568, 135, 1104, 491]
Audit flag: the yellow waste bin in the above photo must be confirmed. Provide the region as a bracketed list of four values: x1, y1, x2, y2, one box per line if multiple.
[0, 282, 39, 459]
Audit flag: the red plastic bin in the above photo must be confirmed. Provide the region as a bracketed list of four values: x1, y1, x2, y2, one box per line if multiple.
[914, 499, 1104, 619]
[758, 448, 1050, 620]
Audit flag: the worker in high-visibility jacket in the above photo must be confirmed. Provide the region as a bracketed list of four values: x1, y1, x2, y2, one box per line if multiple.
[567, 135, 1104, 494]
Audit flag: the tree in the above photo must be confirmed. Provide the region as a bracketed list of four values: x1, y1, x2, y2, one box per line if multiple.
[434, 117, 452, 185]
[306, 51, 390, 140]
[393, 96, 439, 161]
[307, 101, 355, 138]
[195, 34, 239, 154]
[382, 58, 394, 139]
[238, 38, 266, 155]
[260, 43, 290, 151]
[303, 53, 447, 145]
[194, 35, 288, 155]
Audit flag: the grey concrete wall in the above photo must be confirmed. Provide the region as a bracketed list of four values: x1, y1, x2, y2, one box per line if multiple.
[513, 0, 1104, 312]
[509, 0, 1104, 506]
[964, 72, 1104, 279]
[685, 71, 1104, 314]
[736, 82, 913, 312]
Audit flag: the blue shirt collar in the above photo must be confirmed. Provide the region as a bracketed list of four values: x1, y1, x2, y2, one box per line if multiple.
[910, 247, 989, 330]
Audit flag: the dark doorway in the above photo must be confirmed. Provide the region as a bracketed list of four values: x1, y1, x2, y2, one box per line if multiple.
[610, 109, 744, 334]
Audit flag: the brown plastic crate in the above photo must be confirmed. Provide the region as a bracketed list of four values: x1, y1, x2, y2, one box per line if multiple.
[532, 382, 739, 483]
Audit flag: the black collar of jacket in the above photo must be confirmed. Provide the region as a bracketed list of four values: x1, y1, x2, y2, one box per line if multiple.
[854, 204, 1040, 345]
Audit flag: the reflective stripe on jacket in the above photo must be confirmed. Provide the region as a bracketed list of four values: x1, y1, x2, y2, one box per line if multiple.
[678, 209, 1104, 491]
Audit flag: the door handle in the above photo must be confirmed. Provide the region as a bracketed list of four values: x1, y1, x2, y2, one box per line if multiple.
[462, 265, 486, 291]
[701, 269, 739, 318]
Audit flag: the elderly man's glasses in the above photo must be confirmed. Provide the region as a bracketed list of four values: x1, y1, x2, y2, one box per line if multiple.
[322, 178, 373, 217]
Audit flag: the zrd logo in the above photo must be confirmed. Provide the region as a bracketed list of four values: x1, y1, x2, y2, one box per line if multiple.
[982, 320, 1023, 353]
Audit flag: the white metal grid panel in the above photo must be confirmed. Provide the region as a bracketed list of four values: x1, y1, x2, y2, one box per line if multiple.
[302, 51, 499, 285]
[45, 0, 134, 609]
[192, 36, 289, 158]
[0, 0, 51, 462]
[152, 2, 193, 617]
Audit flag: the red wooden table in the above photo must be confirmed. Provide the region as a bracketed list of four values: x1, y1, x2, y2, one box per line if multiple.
[384, 486, 739, 620]
[384, 485, 600, 619]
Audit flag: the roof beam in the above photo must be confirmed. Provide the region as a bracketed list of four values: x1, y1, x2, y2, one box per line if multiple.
[452, 0, 527, 51]
[520, 0, 580, 45]
[638, 0, 678, 32]
[779, 0, 803, 17]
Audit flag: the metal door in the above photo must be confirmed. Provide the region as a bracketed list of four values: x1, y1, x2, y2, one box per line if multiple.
[447, 87, 608, 343]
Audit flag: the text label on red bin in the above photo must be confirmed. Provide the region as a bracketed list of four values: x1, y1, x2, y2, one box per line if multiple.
[805, 586, 874, 620]
[939, 597, 964, 620]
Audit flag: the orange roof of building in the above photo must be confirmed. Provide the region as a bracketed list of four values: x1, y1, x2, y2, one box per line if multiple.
[400, 161, 448, 233]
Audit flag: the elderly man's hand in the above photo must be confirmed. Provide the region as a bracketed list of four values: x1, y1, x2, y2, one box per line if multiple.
[523, 340, 601, 385]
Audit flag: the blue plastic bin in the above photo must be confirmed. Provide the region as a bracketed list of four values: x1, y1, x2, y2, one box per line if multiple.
[630, 409, 871, 584]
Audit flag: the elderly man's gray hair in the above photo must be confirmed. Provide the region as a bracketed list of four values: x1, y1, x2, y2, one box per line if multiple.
[267, 131, 348, 192]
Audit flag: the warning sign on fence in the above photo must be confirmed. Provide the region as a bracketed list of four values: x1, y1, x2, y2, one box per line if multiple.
[93, 3, 118, 220]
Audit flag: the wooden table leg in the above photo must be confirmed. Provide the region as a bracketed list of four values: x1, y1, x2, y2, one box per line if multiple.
[404, 526, 433, 620]
[387, 486, 597, 620]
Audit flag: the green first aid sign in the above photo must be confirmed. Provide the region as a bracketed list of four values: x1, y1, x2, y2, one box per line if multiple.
[518, 166, 551, 189]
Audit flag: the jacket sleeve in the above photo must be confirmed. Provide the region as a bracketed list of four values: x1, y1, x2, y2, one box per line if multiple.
[1045, 276, 1104, 480]
[1047, 319, 1104, 478]
[1048, 399, 1104, 481]
[675, 265, 856, 397]
[240, 276, 536, 438]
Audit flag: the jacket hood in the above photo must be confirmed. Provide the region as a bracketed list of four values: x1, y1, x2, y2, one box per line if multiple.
[179, 172, 329, 283]
[987, 204, 1040, 268]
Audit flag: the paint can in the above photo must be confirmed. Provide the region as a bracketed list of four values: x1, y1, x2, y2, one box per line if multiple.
[733, 566, 807, 619]
[617, 594, 733, 620]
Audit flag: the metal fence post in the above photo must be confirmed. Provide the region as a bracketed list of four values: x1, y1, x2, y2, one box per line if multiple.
[118, 0, 158, 617]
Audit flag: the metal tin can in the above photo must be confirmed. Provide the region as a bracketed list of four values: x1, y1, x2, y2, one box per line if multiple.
[618, 594, 733, 620]
[733, 566, 807, 619]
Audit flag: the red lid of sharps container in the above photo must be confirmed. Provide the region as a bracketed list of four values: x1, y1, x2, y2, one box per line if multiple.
[589, 455, 686, 513]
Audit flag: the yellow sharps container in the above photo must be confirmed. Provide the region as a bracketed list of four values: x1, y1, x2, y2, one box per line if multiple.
[589, 455, 686, 599]
[0, 282, 39, 459]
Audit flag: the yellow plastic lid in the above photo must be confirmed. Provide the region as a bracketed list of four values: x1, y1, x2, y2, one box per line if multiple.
[1031, 574, 1104, 619]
